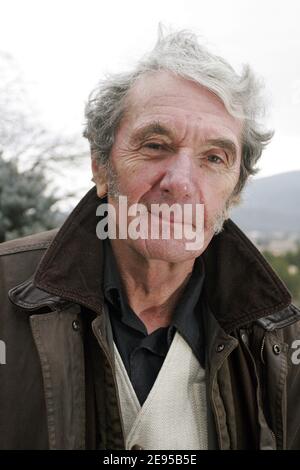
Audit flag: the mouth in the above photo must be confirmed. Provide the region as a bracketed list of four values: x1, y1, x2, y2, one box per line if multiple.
[146, 209, 197, 231]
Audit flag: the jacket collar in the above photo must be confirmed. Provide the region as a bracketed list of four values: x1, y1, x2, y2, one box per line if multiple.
[11, 187, 292, 332]
[202, 220, 292, 332]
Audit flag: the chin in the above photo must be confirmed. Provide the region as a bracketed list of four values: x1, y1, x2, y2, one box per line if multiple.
[131, 238, 205, 263]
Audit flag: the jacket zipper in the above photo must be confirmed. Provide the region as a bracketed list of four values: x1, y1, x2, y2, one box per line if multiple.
[210, 342, 238, 450]
[242, 331, 278, 449]
[260, 335, 266, 365]
[270, 429, 277, 447]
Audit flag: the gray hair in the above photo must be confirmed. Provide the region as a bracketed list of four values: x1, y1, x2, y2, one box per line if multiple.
[83, 28, 273, 195]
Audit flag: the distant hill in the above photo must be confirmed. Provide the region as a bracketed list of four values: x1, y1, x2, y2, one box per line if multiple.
[231, 171, 300, 234]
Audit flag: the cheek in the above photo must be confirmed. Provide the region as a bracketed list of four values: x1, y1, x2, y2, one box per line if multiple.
[112, 153, 165, 200]
[202, 173, 238, 215]
[115, 163, 154, 202]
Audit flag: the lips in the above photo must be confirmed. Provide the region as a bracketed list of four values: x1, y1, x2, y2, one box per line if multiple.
[146, 204, 199, 230]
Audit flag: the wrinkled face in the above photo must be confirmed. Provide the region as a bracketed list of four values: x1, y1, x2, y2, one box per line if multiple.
[98, 71, 243, 262]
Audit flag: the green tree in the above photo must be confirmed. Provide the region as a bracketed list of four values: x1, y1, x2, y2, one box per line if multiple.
[263, 249, 300, 307]
[0, 152, 59, 242]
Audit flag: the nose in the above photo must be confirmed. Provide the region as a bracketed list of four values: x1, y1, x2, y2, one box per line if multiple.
[159, 151, 193, 201]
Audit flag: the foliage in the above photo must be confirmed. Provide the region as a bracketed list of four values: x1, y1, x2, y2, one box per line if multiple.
[263, 246, 300, 307]
[0, 152, 59, 242]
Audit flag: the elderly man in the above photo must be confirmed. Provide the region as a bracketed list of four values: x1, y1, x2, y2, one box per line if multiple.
[1, 30, 300, 451]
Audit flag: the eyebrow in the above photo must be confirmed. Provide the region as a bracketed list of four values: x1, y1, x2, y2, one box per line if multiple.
[204, 138, 238, 162]
[130, 122, 174, 145]
[130, 124, 238, 161]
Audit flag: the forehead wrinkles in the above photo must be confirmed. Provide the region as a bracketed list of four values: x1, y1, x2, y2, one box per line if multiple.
[145, 98, 242, 137]
[127, 92, 227, 122]
[140, 93, 217, 111]
[126, 73, 234, 117]
[122, 81, 243, 149]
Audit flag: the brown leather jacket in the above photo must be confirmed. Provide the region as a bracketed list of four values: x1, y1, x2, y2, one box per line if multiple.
[1, 187, 300, 450]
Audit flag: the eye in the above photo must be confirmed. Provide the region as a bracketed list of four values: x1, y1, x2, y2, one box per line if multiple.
[207, 154, 225, 164]
[144, 142, 164, 151]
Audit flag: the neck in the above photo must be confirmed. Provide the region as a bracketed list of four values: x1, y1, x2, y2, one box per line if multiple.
[110, 240, 195, 334]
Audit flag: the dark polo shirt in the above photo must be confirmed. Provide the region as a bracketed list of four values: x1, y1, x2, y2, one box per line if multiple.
[103, 239, 206, 406]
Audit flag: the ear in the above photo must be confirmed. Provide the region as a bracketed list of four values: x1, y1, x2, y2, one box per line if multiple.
[91, 157, 108, 198]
